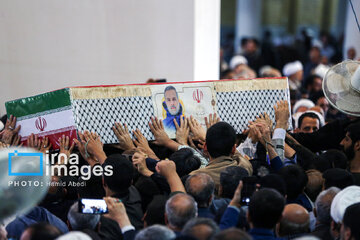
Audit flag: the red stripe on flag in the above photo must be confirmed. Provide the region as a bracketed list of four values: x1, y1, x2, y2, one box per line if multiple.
[20, 128, 77, 150]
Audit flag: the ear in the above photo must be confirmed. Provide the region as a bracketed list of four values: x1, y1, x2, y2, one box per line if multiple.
[231, 144, 236, 155]
[208, 194, 214, 205]
[343, 226, 352, 240]
[218, 185, 223, 197]
[354, 140, 360, 151]
[66, 220, 72, 231]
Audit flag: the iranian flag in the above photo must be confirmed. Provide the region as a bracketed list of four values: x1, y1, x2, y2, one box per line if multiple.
[5, 88, 77, 149]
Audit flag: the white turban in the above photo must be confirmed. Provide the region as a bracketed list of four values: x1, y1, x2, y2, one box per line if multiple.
[331, 186, 360, 223]
[283, 61, 303, 76]
[314, 64, 330, 79]
[230, 55, 248, 70]
[293, 99, 315, 114]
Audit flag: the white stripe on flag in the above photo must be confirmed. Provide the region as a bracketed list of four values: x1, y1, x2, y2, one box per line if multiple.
[17, 109, 75, 137]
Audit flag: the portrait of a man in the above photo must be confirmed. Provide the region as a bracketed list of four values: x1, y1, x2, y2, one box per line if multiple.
[162, 85, 184, 130]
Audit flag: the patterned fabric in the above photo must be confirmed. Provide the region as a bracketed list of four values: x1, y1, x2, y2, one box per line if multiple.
[216, 89, 292, 133]
[71, 96, 154, 143]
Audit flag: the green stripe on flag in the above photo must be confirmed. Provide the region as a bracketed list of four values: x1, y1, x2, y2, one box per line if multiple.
[5, 88, 71, 118]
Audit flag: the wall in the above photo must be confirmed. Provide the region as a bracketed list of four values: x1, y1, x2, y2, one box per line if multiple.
[343, 0, 360, 59]
[0, 0, 220, 115]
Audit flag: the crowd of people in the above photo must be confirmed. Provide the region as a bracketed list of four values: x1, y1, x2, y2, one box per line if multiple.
[0, 32, 360, 240]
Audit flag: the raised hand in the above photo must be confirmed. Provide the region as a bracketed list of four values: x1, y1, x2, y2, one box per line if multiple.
[174, 116, 189, 145]
[0, 141, 9, 149]
[149, 117, 171, 146]
[229, 181, 243, 208]
[188, 116, 206, 142]
[156, 159, 185, 193]
[155, 159, 177, 179]
[205, 113, 220, 129]
[58, 135, 75, 164]
[27, 133, 41, 150]
[247, 123, 261, 144]
[132, 150, 153, 177]
[103, 197, 131, 228]
[133, 128, 158, 159]
[39, 137, 52, 153]
[82, 131, 107, 164]
[256, 123, 272, 147]
[255, 112, 273, 132]
[112, 123, 135, 151]
[11, 133, 22, 147]
[274, 100, 289, 130]
[74, 131, 101, 166]
[1, 115, 21, 145]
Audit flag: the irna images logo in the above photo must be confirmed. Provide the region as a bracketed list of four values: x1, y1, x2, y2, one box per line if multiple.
[8, 150, 113, 180]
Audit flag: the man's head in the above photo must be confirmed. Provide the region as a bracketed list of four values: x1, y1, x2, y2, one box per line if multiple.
[185, 173, 215, 208]
[220, 166, 249, 199]
[102, 154, 133, 196]
[164, 86, 180, 116]
[278, 204, 310, 237]
[248, 188, 285, 229]
[182, 218, 219, 240]
[315, 187, 340, 225]
[331, 186, 360, 224]
[165, 193, 198, 231]
[283, 61, 303, 81]
[259, 174, 287, 196]
[20, 223, 61, 240]
[341, 202, 360, 240]
[135, 225, 175, 240]
[144, 195, 167, 227]
[306, 75, 323, 93]
[323, 169, 354, 190]
[205, 122, 236, 159]
[67, 202, 100, 231]
[170, 148, 201, 177]
[310, 46, 321, 63]
[297, 112, 320, 133]
[213, 228, 252, 240]
[278, 165, 308, 200]
[347, 47, 356, 60]
[305, 169, 324, 202]
[340, 122, 360, 162]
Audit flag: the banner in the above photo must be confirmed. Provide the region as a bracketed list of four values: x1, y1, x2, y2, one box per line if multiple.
[6, 78, 291, 148]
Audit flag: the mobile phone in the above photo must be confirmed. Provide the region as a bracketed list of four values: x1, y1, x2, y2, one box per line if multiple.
[78, 198, 108, 214]
[241, 176, 257, 206]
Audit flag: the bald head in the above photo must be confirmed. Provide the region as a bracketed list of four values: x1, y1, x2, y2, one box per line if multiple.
[278, 204, 310, 237]
[186, 173, 215, 207]
[165, 193, 198, 231]
[182, 218, 219, 240]
[283, 204, 309, 224]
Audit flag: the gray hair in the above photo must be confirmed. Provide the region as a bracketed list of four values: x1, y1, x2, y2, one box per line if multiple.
[67, 202, 100, 231]
[135, 225, 175, 240]
[182, 218, 219, 240]
[315, 187, 340, 225]
[185, 173, 215, 208]
[165, 193, 198, 230]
